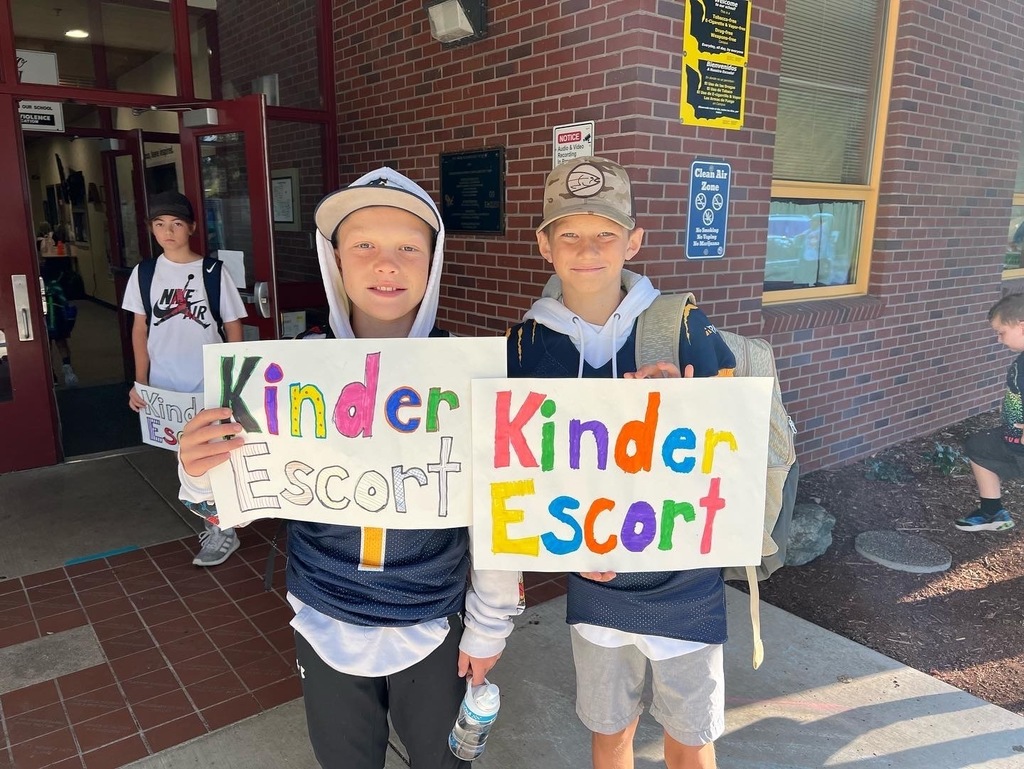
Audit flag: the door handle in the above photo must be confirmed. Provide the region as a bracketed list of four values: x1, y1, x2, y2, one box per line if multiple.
[12, 275, 34, 341]
[253, 281, 271, 319]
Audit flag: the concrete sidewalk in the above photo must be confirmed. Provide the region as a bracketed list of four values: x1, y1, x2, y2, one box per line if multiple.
[125, 589, 1024, 769]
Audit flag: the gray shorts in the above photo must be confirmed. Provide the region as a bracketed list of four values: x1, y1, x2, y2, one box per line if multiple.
[570, 627, 725, 746]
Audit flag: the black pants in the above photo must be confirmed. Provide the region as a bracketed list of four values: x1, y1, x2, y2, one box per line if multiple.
[295, 616, 471, 769]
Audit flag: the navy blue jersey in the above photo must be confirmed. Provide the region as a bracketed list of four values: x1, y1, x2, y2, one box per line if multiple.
[506, 305, 733, 643]
[285, 326, 471, 627]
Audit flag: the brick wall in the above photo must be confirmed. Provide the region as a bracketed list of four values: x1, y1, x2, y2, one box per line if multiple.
[329, 0, 1024, 472]
[767, 0, 1024, 468]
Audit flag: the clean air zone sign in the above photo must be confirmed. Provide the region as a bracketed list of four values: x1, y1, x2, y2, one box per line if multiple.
[552, 122, 595, 168]
[686, 160, 731, 259]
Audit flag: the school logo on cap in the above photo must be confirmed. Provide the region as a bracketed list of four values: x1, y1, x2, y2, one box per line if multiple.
[565, 163, 605, 198]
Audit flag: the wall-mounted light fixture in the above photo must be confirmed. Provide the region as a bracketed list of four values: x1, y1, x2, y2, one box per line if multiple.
[426, 0, 487, 45]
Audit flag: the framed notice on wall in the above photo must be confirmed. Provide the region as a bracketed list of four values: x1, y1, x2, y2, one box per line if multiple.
[271, 168, 300, 231]
[439, 148, 505, 234]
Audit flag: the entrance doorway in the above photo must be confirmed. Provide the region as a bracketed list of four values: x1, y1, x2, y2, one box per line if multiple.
[1, 0, 337, 473]
[21, 107, 183, 457]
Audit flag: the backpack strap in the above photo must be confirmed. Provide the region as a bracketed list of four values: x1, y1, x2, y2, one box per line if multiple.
[202, 257, 225, 340]
[633, 293, 696, 370]
[138, 258, 158, 328]
[635, 292, 767, 669]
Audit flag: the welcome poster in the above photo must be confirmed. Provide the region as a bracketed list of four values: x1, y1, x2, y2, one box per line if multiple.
[203, 337, 506, 529]
[471, 377, 771, 572]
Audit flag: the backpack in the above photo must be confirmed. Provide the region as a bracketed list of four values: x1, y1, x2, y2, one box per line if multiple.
[635, 292, 799, 668]
[137, 256, 225, 339]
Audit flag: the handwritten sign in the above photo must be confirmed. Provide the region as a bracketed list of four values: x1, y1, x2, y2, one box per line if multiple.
[204, 337, 506, 529]
[136, 383, 200, 452]
[471, 377, 771, 572]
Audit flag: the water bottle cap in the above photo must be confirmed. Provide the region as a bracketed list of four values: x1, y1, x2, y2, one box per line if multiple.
[472, 683, 500, 712]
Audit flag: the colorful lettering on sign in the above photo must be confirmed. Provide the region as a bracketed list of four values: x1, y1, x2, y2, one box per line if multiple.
[492, 390, 738, 475]
[488, 389, 739, 560]
[490, 478, 725, 558]
[216, 352, 463, 439]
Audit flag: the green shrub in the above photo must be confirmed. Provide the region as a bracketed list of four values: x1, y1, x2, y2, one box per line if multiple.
[864, 457, 912, 483]
[928, 442, 970, 476]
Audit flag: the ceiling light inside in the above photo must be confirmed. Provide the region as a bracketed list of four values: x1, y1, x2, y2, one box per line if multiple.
[64, 29, 89, 39]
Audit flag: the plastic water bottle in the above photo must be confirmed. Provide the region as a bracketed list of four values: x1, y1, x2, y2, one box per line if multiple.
[448, 678, 500, 761]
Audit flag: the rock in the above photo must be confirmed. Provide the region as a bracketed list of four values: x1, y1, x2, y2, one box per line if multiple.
[785, 502, 836, 566]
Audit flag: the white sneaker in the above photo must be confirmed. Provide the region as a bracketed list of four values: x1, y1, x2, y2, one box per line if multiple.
[192, 525, 240, 566]
[62, 363, 78, 387]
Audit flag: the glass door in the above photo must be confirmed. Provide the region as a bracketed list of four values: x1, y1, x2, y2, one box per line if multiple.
[102, 134, 148, 383]
[178, 95, 277, 340]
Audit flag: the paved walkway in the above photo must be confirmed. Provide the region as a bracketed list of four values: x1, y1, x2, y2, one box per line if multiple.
[2, 449, 1023, 768]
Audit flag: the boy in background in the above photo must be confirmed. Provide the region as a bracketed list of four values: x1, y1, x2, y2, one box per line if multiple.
[176, 168, 523, 769]
[507, 157, 735, 769]
[955, 293, 1024, 532]
[122, 190, 247, 565]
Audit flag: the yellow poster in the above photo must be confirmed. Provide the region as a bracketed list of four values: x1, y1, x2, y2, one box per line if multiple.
[680, 0, 751, 129]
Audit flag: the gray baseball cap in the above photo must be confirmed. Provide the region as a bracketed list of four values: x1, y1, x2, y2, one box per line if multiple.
[537, 156, 636, 232]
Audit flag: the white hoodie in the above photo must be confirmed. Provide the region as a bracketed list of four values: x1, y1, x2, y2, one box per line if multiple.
[180, 167, 521, 675]
[524, 269, 661, 376]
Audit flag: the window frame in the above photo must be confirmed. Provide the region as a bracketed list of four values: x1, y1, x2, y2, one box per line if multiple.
[765, 0, 901, 305]
[1005, 192, 1024, 279]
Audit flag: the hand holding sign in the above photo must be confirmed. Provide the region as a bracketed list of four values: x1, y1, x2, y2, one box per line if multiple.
[179, 406, 245, 478]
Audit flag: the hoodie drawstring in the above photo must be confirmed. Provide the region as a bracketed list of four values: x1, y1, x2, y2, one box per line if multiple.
[571, 312, 622, 378]
[610, 312, 621, 379]
[572, 316, 586, 378]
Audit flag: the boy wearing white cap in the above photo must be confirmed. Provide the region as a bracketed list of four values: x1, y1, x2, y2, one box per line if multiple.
[507, 157, 735, 769]
[177, 168, 523, 769]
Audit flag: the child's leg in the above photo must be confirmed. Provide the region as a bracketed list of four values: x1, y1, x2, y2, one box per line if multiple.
[970, 460, 1002, 499]
[592, 718, 640, 769]
[388, 614, 470, 769]
[570, 627, 647, 769]
[294, 630, 390, 769]
[649, 644, 724, 769]
[664, 736, 716, 769]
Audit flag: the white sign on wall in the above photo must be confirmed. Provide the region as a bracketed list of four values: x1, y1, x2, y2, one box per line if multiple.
[552, 121, 595, 168]
[16, 50, 64, 133]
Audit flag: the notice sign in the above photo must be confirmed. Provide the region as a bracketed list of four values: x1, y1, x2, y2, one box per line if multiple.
[204, 337, 506, 530]
[471, 377, 770, 573]
[680, 0, 750, 129]
[17, 49, 64, 133]
[686, 160, 731, 259]
[552, 121, 595, 168]
[136, 383, 200, 452]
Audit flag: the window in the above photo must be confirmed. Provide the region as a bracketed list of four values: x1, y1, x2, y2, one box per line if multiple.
[766, 0, 899, 300]
[1005, 137, 1024, 274]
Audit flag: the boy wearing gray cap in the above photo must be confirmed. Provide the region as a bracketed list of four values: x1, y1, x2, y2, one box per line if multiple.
[507, 157, 735, 769]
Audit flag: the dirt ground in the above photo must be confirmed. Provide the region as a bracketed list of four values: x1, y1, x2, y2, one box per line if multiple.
[755, 409, 1024, 716]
